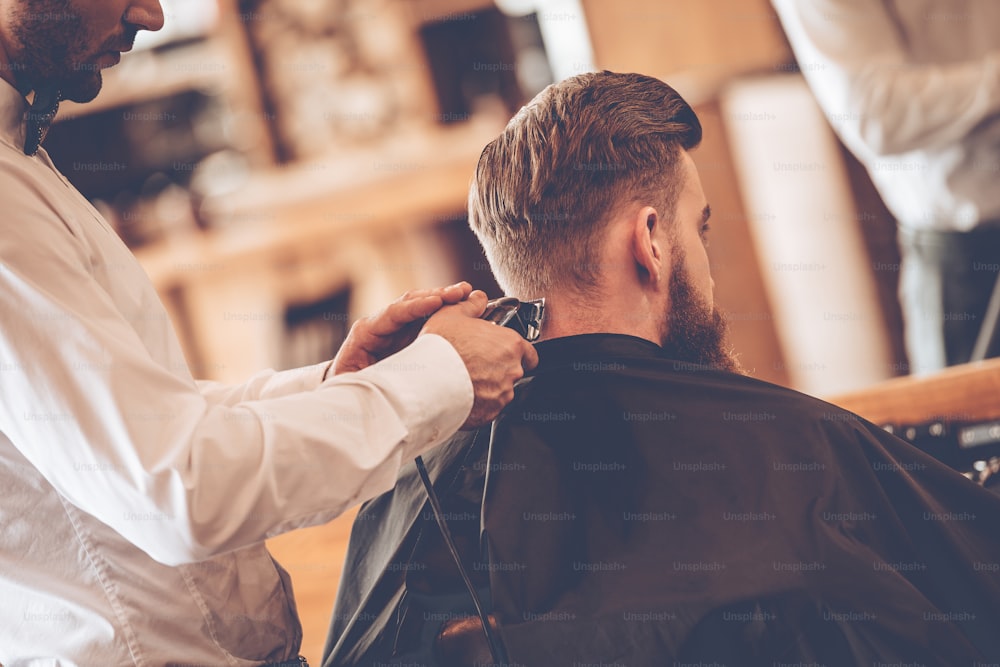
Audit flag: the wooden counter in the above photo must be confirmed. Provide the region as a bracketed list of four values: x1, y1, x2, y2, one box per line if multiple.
[828, 358, 1000, 425]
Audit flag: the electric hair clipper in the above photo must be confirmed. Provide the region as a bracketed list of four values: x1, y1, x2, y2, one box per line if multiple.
[480, 297, 545, 341]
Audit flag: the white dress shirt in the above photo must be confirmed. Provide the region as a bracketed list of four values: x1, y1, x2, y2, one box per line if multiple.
[0, 79, 474, 666]
[772, 0, 1000, 231]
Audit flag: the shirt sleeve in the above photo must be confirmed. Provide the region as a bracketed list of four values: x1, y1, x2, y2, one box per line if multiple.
[0, 179, 474, 567]
[772, 0, 1000, 157]
[195, 361, 332, 406]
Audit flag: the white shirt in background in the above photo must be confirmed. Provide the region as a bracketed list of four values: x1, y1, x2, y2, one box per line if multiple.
[772, 0, 1000, 231]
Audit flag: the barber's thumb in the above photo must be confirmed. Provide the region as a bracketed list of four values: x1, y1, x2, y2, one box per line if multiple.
[455, 290, 488, 317]
[521, 340, 540, 370]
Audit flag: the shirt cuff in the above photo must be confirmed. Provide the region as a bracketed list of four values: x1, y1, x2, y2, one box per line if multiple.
[345, 333, 474, 460]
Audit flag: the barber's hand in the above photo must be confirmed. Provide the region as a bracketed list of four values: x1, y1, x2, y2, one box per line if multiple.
[420, 291, 539, 429]
[330, 282, 473, 376]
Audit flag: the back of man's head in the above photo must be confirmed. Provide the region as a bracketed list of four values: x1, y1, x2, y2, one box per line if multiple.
[469, 71, 702, 299]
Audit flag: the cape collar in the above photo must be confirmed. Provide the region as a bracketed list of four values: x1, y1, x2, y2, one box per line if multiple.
[532, 333, 666, 373]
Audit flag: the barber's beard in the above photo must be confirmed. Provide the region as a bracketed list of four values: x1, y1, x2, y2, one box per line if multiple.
[10, 1, 132, 102]
[662, 257, 742, 373]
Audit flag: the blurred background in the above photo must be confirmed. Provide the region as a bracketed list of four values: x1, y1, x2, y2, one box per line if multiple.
[47, 0, 910, 659]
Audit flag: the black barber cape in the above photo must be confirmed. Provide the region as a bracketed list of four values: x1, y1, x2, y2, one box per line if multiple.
[323, 334, 1000, 666]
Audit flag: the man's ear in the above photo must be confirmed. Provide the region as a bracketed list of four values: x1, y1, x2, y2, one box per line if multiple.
[631, 205, 668, 285]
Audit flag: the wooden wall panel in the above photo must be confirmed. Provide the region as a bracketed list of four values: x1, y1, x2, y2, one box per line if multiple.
[692, 102, 789, 385]
[580, 0, 790, 82]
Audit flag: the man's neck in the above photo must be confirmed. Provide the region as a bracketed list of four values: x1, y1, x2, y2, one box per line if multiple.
[534, 292, 663, 348]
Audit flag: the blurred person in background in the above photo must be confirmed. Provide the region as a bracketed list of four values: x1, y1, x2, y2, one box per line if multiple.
[0, 1, 536, 665]
[772, 0, 1000, 373]
[322, 71, 1000, 667]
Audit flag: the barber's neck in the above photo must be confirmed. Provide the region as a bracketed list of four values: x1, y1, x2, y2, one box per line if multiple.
[0, 34, 15, 89]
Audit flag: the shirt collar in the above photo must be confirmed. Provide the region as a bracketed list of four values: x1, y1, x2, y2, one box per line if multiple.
[0, 77, 28, 152]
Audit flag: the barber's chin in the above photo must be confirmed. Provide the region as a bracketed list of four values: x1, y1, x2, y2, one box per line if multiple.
[61, 72, 103, 103]
[96, 51, 122, 70]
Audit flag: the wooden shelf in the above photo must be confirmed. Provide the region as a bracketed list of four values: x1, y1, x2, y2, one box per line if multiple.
[135, 114, 505, 291]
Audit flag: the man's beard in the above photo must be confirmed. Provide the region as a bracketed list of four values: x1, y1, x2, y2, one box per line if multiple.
[9, 2, 134, 102]
[662, 251, 742, 373]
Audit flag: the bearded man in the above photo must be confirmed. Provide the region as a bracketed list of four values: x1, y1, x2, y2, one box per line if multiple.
[321, 72, 1000, 666]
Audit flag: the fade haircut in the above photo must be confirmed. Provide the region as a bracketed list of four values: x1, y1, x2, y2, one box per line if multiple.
[469, 71, 702, 298]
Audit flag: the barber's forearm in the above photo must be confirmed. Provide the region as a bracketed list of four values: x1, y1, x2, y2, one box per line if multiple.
[15, 343, 471, 567]
[195, 361, 330, 406]
[336, 334, 473, 460]
[141, 336, 471, 564]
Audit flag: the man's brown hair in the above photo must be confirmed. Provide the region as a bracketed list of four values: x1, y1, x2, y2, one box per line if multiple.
[469, 71, 702, 298]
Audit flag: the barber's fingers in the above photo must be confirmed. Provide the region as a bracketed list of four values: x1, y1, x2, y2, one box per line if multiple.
[438, 281, 473, 304]
[396, 282, 472, 305]
[519, 336, 539, 371]
[366, 283, 475, 338]
[367, 296, 442, 337]
[449, 290, 489, 318]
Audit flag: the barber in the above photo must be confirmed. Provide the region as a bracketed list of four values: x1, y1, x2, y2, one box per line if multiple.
[0, 1, 537, 664]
